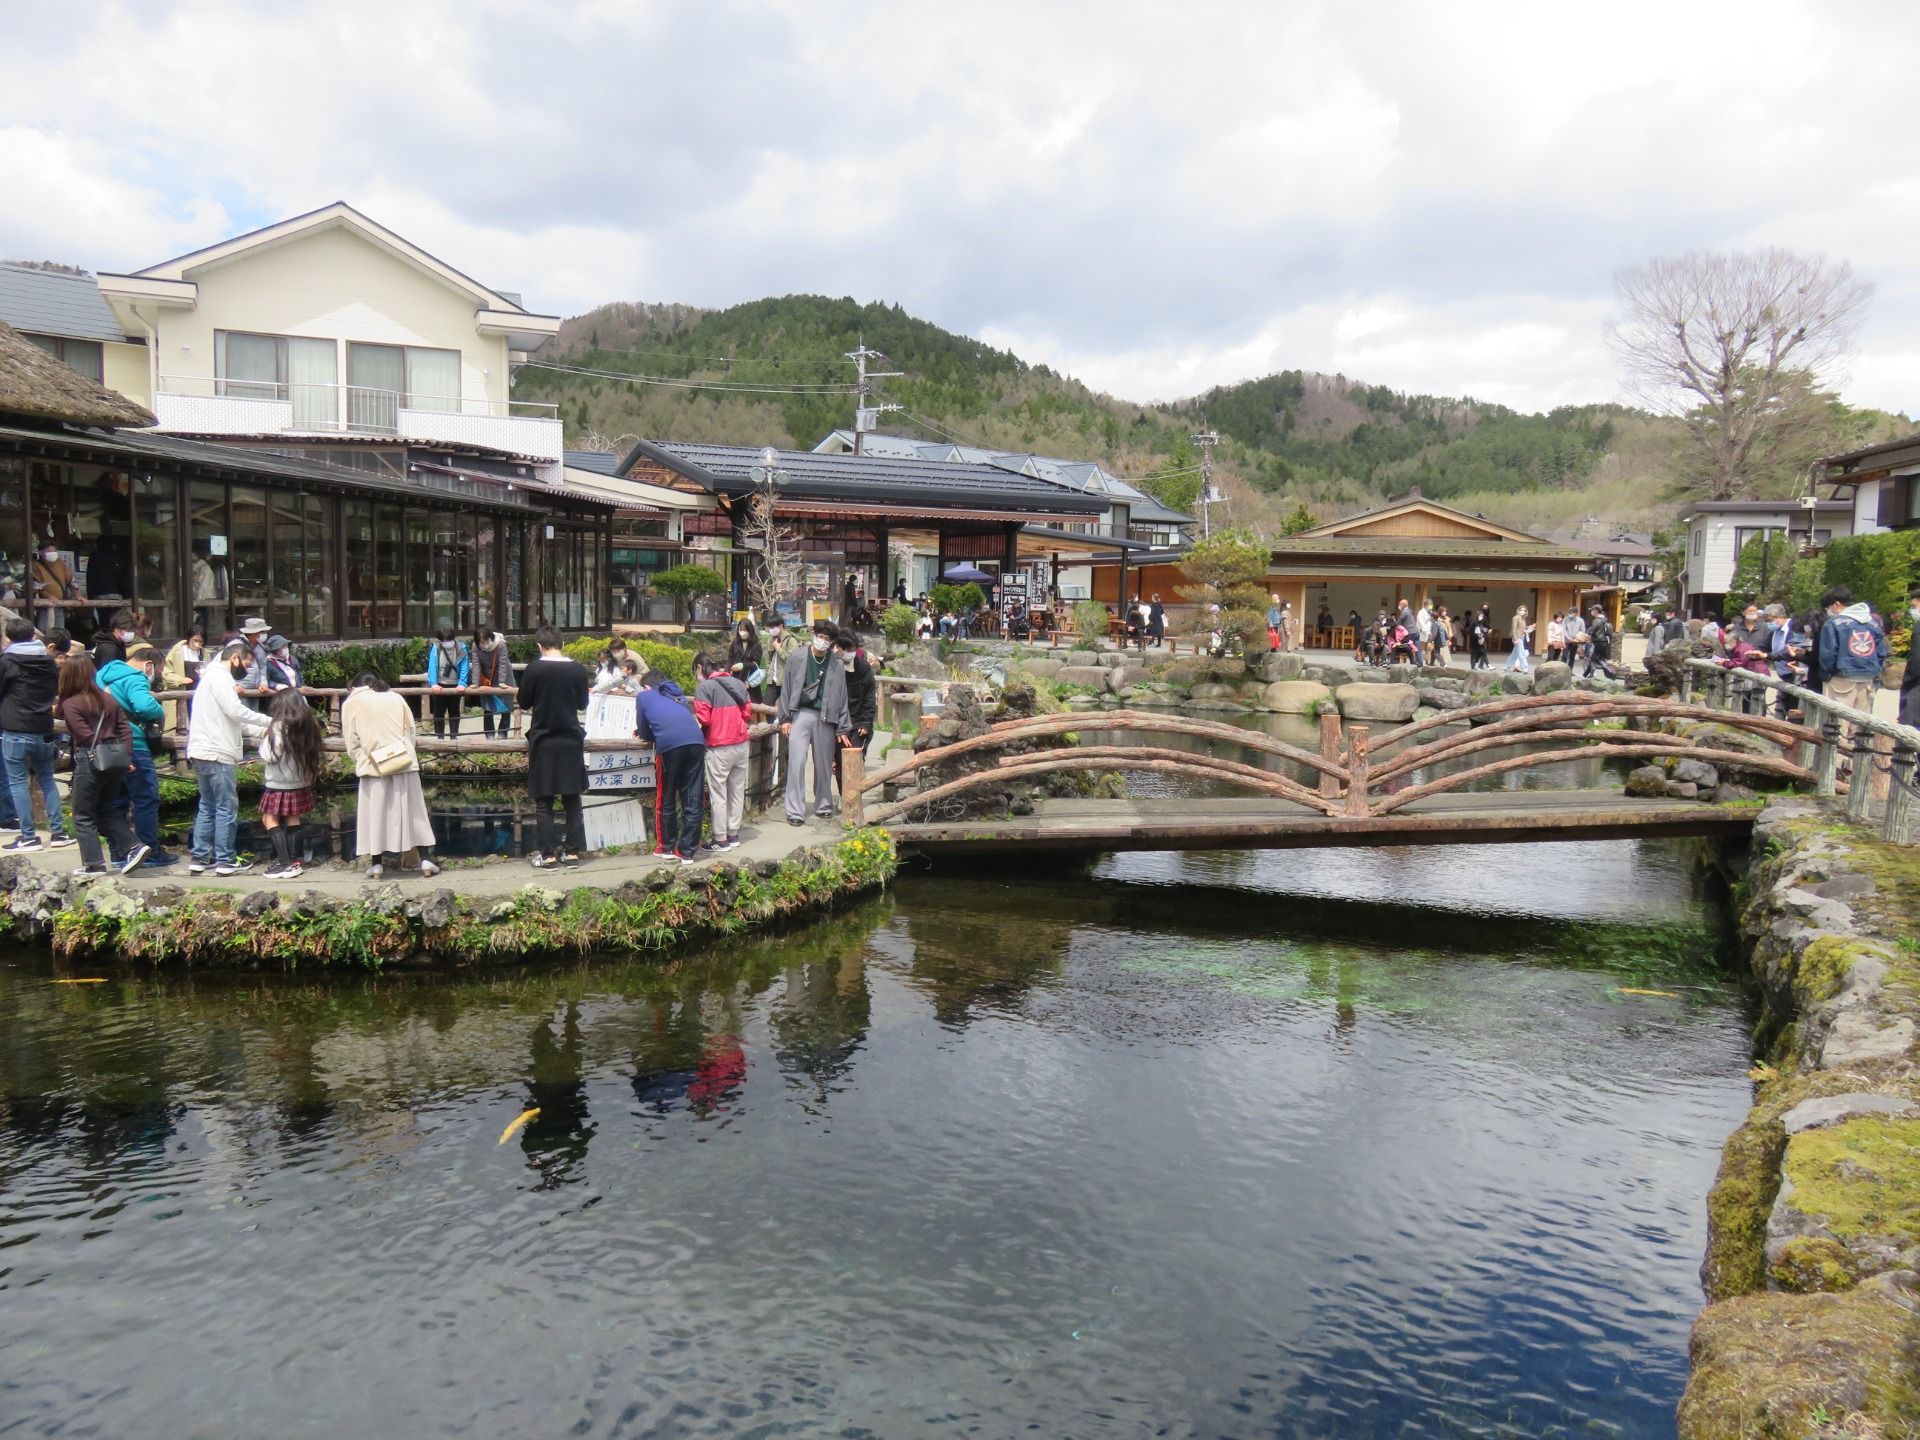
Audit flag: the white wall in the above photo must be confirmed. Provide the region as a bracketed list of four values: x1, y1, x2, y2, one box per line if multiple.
[151, 225, 509, 407]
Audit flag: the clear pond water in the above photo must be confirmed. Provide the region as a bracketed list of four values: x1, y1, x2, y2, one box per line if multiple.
[0, 838, 1748, 1438]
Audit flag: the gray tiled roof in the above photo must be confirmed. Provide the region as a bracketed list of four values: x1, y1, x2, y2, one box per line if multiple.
[563, 449, 623, 475]
[0, 266, 126, 343]
[625, 438, 1109, 515]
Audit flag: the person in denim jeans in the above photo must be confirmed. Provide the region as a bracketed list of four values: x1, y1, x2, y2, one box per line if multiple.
[185, 640, 270, 875]
[0, 618, 73, 851]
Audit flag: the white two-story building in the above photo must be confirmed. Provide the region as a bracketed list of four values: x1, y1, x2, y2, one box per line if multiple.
[1674, 498, 1855, 618]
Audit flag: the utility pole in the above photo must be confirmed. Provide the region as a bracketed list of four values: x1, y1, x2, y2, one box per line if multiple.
[1192, 417, 1221, 537]
[845, 339, 903, 456]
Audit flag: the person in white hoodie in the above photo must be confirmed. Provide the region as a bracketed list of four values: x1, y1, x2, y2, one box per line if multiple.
[186, 640, 270, 876]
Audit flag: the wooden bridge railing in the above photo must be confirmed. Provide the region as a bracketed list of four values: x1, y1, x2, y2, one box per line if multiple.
[845, 689, 1827, 831]
[1681, 658, 1919, 843]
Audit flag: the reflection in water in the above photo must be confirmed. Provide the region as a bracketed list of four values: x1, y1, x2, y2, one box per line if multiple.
[0, 851, 1748, 1438]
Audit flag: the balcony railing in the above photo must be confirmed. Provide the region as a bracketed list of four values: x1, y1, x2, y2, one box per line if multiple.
[153, 375, 563, 459]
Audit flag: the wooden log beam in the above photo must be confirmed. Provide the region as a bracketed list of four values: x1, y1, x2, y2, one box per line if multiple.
[859, 708, 1345, 796]
[993, 745, 1341, 814]
[1370, 743, 1812, 815]
[1318, 709, 1343, 801]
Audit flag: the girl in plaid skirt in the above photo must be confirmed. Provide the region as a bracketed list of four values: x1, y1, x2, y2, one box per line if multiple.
[259, 690, 326, 880]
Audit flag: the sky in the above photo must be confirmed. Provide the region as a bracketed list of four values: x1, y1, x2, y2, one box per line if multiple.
[2, 0, 1916, 417]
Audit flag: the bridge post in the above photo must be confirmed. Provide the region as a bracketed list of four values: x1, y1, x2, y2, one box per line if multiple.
[1883, 742, 1916, 843]
[1846, 729, 1875, 823]
[1344, 726, 1371, 818]
[841, 744, 866, 828]
[1318, 709, 1343, 802]
[1815, 709, 1840, 797]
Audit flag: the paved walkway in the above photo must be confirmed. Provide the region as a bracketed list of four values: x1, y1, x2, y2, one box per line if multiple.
[6, 809, 854, 900]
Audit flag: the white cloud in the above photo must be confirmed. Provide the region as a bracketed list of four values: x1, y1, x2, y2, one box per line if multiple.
[0, 0, 1915, 417]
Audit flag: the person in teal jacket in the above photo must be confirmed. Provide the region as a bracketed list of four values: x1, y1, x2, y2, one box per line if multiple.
[96, 642, 174, 866]
[425, 622, 471, 739]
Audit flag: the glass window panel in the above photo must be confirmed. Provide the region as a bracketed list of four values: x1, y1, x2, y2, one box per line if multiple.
[288, 337, 338, 430]
[302, 493, 336, 637]
[504, 519, 524, 631]
[403, 509, 433, 636]
[346, 343, 404, 433]
[229, 486, 269, 631]
[372, 504, 404, 637]
[473, 513, 497, 632]
[265, 490, 307, 636]
[189, 480, 230, 635]
[133, 478, 180, 639]
[405, 347, 460, 413]
[219, 332, 283, 400]
[344, 499, 375, 638]
[0, 456, 29, 615]
[581, 523, 599, 629]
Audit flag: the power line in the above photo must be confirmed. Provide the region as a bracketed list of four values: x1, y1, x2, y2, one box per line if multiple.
[521, 361, 856, 396]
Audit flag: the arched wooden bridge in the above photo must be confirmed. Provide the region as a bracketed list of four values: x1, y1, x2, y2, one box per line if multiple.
[841, 689, 1843, 856]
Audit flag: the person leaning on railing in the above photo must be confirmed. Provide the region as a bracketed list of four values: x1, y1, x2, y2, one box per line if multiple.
[1902, 583, 1920, 730]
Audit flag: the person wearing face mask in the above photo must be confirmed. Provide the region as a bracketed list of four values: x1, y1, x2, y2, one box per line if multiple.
[185, 640, 271, 876]
[1901, 583, 1920, 729]
[92, 607, 140, 666]
[833, 627, 877, 775]
[775, 619, 851, 826]
[30, 543, 84, 633]
[727, 619, 765, 705]
[97, 642, 174, 867]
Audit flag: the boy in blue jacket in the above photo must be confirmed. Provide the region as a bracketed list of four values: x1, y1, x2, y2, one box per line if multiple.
[96, 643, 174, 866]
[634, 677, 706, 861]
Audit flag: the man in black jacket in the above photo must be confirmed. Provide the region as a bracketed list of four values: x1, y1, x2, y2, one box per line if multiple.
[0, 618, 75, 850]
[1902, 583, 1920, 729]
[833, 628, 878, 790]
[1584, 606, 1618, 680]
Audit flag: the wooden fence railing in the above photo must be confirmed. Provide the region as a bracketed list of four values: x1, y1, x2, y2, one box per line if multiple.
[846, 689, 1827, 831]
[1681, 658, 1919, 843]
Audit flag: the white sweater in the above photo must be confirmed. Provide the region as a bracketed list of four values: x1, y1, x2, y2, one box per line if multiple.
[186, 662, 270, 764]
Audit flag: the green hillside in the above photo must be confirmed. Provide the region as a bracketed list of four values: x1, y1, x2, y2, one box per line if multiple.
[511, 293, 1887, 536]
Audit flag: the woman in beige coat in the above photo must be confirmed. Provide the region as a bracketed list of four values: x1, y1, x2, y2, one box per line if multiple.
[340, 671, 439, 880]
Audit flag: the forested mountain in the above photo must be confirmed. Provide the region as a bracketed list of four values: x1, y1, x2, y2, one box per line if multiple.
[509, 293, 1835, 535]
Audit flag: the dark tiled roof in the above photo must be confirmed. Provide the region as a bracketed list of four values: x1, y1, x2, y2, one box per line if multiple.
[0, 266, 126, 343]
[563, 449, 623, 475]
[622, 438, 1110, 516]
[1265, 535, 1594, 560]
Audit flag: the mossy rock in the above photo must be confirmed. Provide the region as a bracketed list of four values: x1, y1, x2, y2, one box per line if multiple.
[1795, 934, 1876, 1007]
[1780, 1114, 1920, 1256]
[1767, 1237, 1858, 1293]
[1679, 1284, 1920, 1439]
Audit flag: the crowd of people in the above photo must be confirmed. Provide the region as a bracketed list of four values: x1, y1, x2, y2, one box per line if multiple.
[1645, 583, 1918, 728]
[0, 602, 886, 884]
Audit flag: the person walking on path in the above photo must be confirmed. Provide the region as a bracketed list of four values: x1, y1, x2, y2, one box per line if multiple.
[425, 622, 470, 740]
[258, 690, 326, 881]
[1468, 607, 1491, 670]
[1583, 606, 1619, 680]
[775, 618, 851, 826]
[1505, 606, 1534, 673]
[1431, 606, 1453, 667]
[340, 672, 440, 881]
[634, 672, 706, 860]
[693, 651, 751, 853]
[186, 640, 271, 876]
[515, 628, 589, 870]
[1562, 609, 1587, 672]
[97, 642, 173, 867]
[0, 618, 73, 853]
[471, 622, 514, 738]
[54, 655, 144, 878]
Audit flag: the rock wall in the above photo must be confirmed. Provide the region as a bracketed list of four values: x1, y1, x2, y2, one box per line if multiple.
[1680, 799, 1920, 1438]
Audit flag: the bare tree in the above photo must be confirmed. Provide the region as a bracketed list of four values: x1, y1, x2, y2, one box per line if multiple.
[1610, 249, 1871, 499]
[743, 490, 805, 620]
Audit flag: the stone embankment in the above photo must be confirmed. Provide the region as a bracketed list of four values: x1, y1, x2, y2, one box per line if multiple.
[1002, 648, 1628, 725]
[0, 832, 897, 971]
[1681, 799, 1920, 1438]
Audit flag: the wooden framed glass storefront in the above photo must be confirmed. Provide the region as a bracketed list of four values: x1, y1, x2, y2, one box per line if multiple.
[0, 447, 609, 643]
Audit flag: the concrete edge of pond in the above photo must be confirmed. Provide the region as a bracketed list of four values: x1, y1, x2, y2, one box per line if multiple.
[0, 832, 898, 972]
[1680, 797, 1920, 1439]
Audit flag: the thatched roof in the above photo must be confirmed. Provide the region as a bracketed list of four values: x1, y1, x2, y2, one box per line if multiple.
[0, 320, 154, 428]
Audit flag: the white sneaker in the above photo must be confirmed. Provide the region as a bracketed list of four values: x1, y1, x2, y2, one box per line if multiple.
[70, 866, 107, 880]
[119, 845, 150, 877]
[263, 862, 303, 880]
[364, 864, 383, 881]
[420, 860, 441, 879]
[3, 835, 43, 852]
[47, 835, 76, 848]
[213, 861, 253, 878]
[188, 859, 208, 875]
